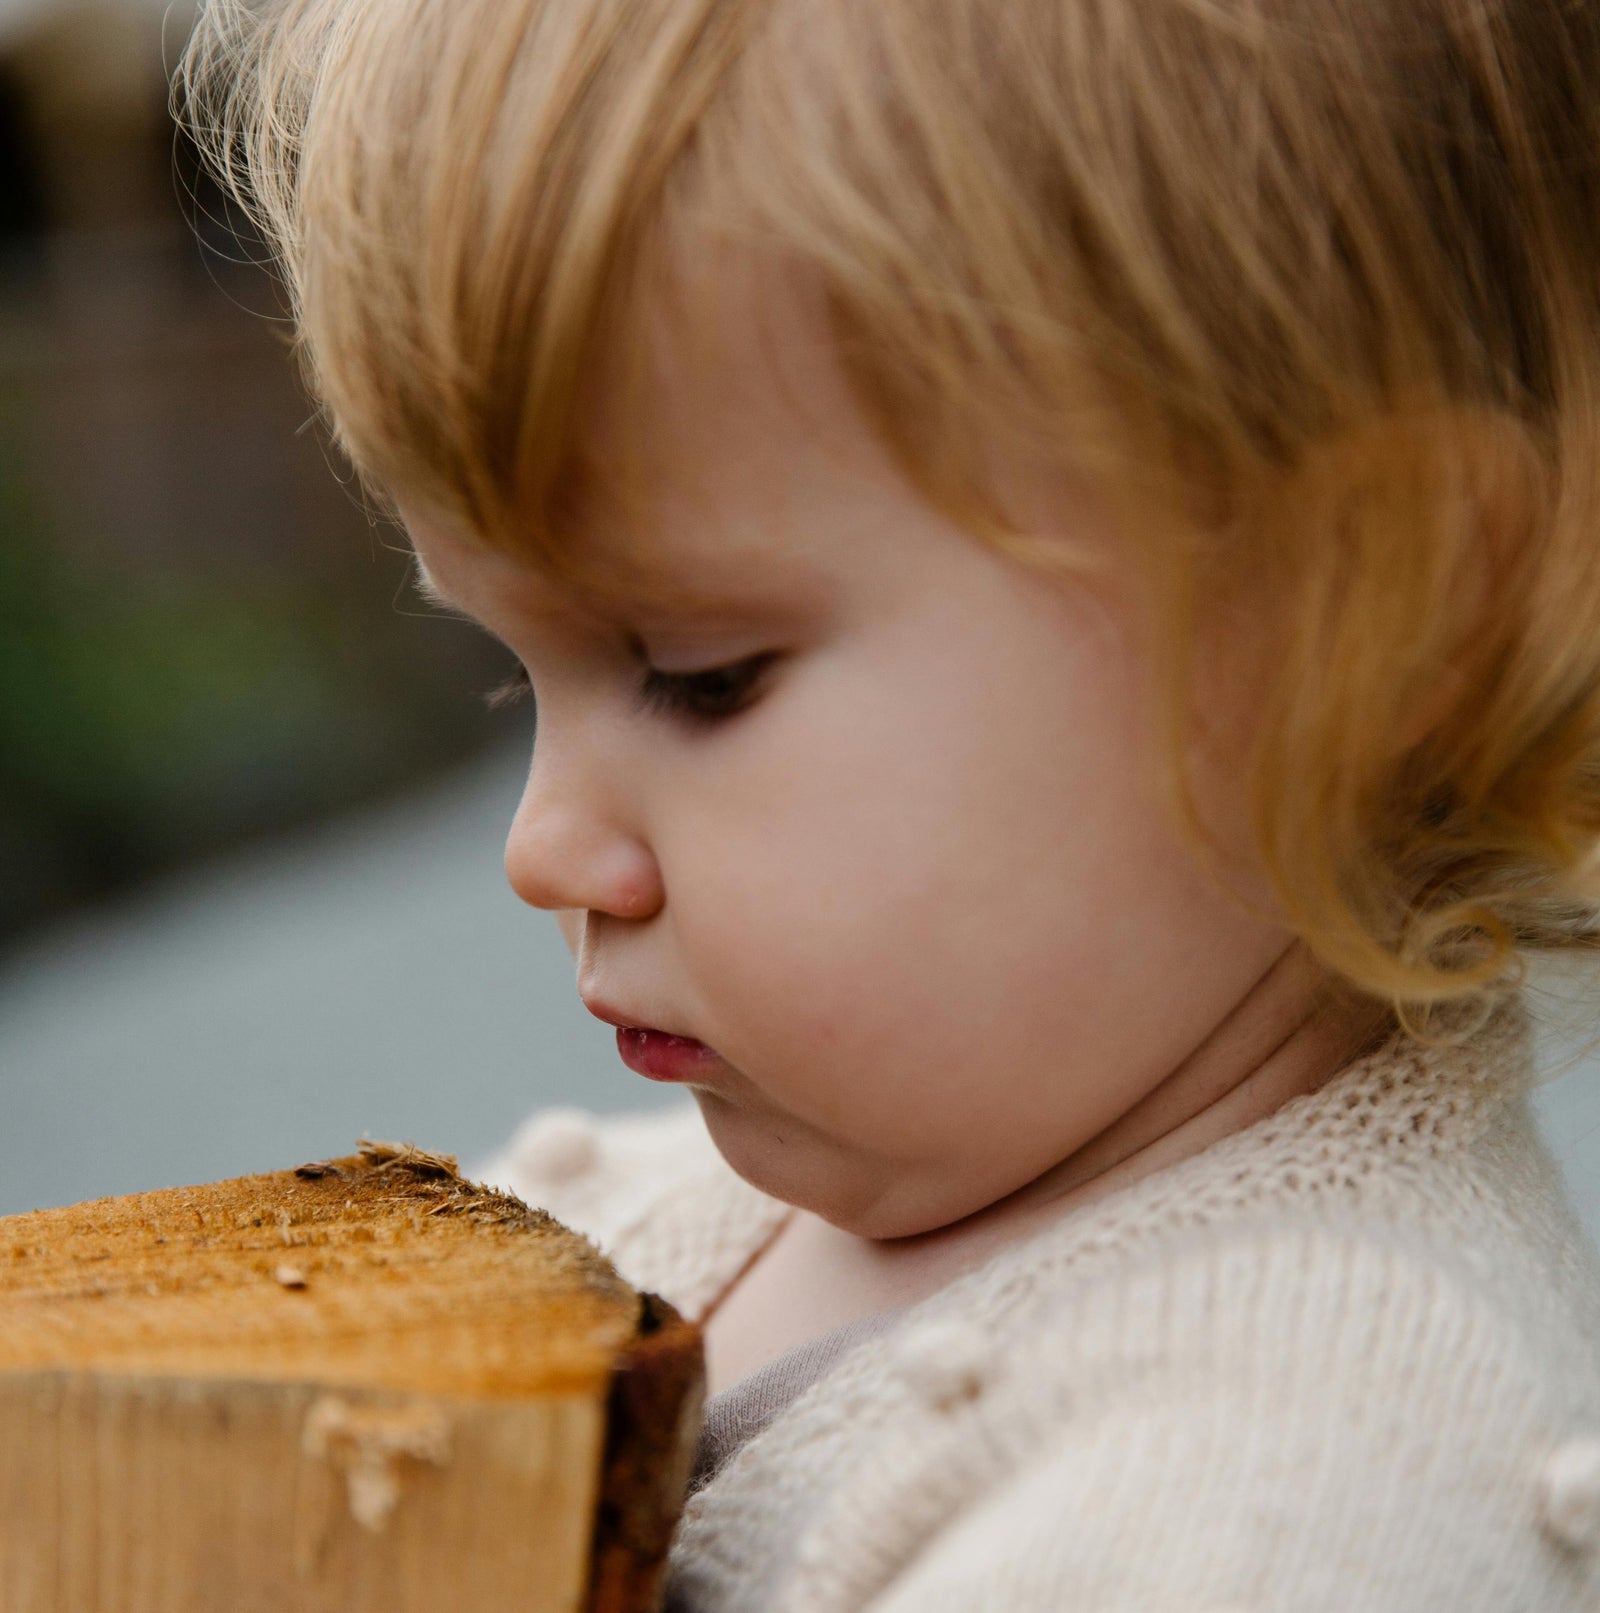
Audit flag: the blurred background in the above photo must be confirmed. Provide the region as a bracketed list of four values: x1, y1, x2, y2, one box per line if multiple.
[0, 0, 693, 1215]
[0, 0, 1594, 1242]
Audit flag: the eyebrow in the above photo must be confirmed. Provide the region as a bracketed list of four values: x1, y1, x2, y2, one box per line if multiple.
[408, 551, 636, 627]
[409, 546, 836, 631]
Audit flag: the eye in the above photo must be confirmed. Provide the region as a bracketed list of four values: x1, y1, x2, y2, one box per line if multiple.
[635, 653, 777, 723]
[478, 654, 777, 724]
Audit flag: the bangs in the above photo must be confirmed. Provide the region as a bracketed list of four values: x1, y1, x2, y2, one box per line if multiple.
[176, 0, 1159, 601]
[179, 0, 1600, 562]
[182, 0, 757, 597]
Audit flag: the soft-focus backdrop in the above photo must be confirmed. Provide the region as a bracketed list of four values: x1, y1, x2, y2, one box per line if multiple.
[0, 1, 1595, 1246]
[0, 0, 518, 949]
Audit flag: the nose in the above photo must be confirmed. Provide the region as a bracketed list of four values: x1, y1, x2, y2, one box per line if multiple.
[502, 749, 664, 922]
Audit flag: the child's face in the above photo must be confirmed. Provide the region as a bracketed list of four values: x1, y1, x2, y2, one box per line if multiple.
[401, 258, 1298, 1242]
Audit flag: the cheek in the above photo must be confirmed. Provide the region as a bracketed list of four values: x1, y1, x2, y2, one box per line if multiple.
[662, 619, 1287, 1183]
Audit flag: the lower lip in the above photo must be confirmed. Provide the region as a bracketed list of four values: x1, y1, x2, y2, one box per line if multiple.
[615, 1027, 722, 1082]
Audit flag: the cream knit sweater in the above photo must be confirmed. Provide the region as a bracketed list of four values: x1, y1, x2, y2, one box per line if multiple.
[477, 995, 1600, 1612]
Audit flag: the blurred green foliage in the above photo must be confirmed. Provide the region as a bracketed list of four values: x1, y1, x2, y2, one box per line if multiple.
[0, 58, 527, 952]
[0, 388, 517, 948]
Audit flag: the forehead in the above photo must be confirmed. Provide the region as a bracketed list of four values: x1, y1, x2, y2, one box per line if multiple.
[406, 248, 914, 626]
[592, 250, 893, 557]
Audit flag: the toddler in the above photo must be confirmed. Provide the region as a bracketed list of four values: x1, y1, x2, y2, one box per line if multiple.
[180, 1, 1600, 1607]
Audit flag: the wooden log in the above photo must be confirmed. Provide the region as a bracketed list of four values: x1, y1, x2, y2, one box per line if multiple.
[0, 1140, 704, 1613]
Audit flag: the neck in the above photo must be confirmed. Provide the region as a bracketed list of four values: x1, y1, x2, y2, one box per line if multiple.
[1016, 940, 1395, 1223]
[796, 942, 1396, 1298]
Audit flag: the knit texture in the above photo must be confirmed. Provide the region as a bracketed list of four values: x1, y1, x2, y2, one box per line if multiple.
[475, 995, 1600, 1612]
[689, 1302, 913, 1499]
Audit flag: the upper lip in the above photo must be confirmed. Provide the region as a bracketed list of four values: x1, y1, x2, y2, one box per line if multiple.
[581, 996, 698, 1041]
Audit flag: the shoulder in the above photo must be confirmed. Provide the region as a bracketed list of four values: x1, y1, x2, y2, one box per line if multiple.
[811, 1212, 1600, 1613]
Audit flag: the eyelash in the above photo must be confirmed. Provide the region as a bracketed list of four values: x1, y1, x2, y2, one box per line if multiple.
[482, 668, 533, 712]
[480, 655, 776, 723]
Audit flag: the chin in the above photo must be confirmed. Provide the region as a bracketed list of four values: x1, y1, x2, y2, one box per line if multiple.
[693, 1092, 835, 1208]
[693, 1093, 804, 1200]
[690, 1092, 926, 1236]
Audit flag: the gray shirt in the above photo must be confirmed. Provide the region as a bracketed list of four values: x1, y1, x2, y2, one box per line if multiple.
[687, 1302, 914, 1498]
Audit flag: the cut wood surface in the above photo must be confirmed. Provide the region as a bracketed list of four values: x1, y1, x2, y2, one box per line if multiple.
[0, 1141, 705, 1613]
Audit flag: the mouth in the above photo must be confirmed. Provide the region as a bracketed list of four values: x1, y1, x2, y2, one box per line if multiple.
[581, 997, 722, 1083]
[613, 1027, 721, 1083]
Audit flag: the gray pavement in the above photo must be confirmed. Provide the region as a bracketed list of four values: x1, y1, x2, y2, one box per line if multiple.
[0, 741, 686, 1216]
[1, 739, 1597, 1250]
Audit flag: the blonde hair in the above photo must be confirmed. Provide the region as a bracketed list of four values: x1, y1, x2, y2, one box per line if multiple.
[177, 0, 1600, 1038]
